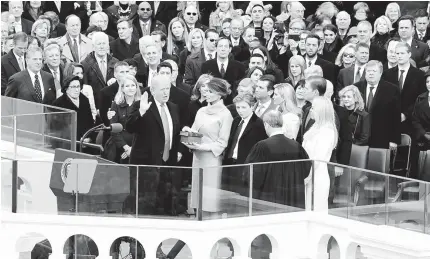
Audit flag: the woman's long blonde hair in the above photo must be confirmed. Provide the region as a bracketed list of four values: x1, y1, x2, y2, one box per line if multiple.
[338, 85, 365, 111]
[186, 28, 204, 52]
[114, 75, 141, 105]
[167, 17, 189, 55]
[309, 96, 338, 148]
[274, 83, 302, 118]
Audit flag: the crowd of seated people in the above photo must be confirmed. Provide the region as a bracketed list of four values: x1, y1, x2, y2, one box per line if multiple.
[1, 1, 430, 216]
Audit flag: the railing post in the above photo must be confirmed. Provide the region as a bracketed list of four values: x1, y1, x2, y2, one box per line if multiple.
[11, 159, 18, 213]
[70, 111, 77, 151]
[197, 168, 203, 221]
[385, 176, 390, 225]
[311, 160, 315, 211]
[13, 115, 17, 159]
[347, 167, 351, 218]
[248, 164, 253, 216]
[136, 166, 139, 218]
[424, 183, 429, 234]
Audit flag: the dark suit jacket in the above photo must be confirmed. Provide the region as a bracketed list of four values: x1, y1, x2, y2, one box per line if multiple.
[231, 37, 250, 63]
[314, 55, 337, 85]
[336, 64, 366, 93]
[412, 92, 430, 143]
[105, 4, 138, 38]
[151, 1, 177, 27]
[186, 22, 208, 33]
[5, 70, 56, 104]
[42, 64, 64, 91]
[409, 39, 430, 68]
[44, 1, 80, 23]
[354, 80, 401, 148]
[382, 66, 427, 120]
[200, 58, 246, 95]
[224, 113, 267, 164]
[333, 104, 353, 165]
[99, 81, 120, 126]
[1, 51, 22, 95]
[369, 44, 387, 64]
[126, 98, 181, 166]
[184, 49, 208, 89]
[109, 35, 140, 61]
[81, 52, 118, 109]
[132, 17, 167, 38]
[50, 23, 67, 38]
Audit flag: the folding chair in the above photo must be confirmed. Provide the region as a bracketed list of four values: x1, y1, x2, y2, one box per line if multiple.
[392, 134, 412, 177]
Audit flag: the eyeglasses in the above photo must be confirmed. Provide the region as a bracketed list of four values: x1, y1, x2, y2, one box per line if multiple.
[187, 12, 197, 16]
[68, 85, 81, 89]
[343, 53, 355, 58]
[140, 8, 152, 11]
[208, 38, 217, 42]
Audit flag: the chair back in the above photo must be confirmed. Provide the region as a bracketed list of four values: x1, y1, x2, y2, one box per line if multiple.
[367, 148, 390, 174]
[339, 144, 369, 191]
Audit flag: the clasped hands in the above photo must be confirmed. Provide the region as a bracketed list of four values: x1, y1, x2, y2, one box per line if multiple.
[181, 127, 209, 151]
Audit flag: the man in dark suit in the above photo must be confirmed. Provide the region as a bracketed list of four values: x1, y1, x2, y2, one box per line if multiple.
[183, 5, 208, 32]
[110, 19, 140, 61]
[230, 18, 249, 62]
[105, 2, 138, 39]
[336, 42, 369, 92]
[42, 42, 65, 98]
[44, 1, 82, 24]
[184, 29, 219, 89]
[126, 75, 181, 215]
[201, 37, 246, 104]
[133, 1, 167, 38]
[8, 1, 33, 35]
[354, 61, 401, 149]
[164, 59, 191, 95]
[382, 42, 427, 134]
[253, 75, 278, 119]
[5, 46, 56, 104]
[150, 31, 179, 63]
[336, 11, 352, 43]
[151, 1, 177, 28]
[244, 110, 311, 209]
[356, 21, 387, 63]
[414, 11, 429, 43]
[398, 15, 430, 68]
[304, 33, 337, 85]
[223, 93, 267, 191]
[1, 32, 27, 95]
[82, 32, 118, 110]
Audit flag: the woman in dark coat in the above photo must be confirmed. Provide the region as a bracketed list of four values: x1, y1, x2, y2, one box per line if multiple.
[412, 71, 430, 150]
[105, 75, 141, 163]
[339, 85, 371, 145]
[52, 75, 95, 152]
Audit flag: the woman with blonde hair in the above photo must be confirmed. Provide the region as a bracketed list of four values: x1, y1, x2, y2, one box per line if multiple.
[303, 96, 338, 211]
[371, 16, 393, 49]
[167, 17, 189, 57]
[105, 74, 141, 163]
[189, 74, 214, 125]
[209, 1, 242, 33]
[31, 18, 50, 45]
[339, 85, 370, 145]
[285, 55, 306, 89]
[272, 83, 302, 140]
[334, 43, 356, 68]
[385, 2, 401, 34]
[178, 28, 204, 84]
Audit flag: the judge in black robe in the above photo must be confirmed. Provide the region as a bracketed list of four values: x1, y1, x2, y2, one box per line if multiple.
[244, 110, 311, 209]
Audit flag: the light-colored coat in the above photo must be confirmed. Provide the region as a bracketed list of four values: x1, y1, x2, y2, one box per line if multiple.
[57, 34, 93, 63]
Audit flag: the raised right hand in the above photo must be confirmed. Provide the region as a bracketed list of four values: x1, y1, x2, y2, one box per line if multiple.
[139, 91, 152, 115]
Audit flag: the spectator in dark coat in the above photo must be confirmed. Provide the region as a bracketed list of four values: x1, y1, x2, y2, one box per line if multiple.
[105, 2, 138, 38]
[110, 18, 139, 61]
[44, 11, 66, 38]
[132, 1, 167, 38]
[1, 32, 28, 95]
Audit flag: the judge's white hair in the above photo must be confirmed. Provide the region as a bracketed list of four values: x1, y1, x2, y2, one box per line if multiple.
[91, 32, 109, 46]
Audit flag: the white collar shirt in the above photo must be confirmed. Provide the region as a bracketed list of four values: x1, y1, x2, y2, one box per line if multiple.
[230, 36, 240, 47]
[28, 70, 45, 98]
[154, 99, 173, 149]
[366, 83, 379, 102]
[305, 55, 318, 67]
[13, 51, 25, 70]
[14, 19, 22, 33]
[402, 38, 413, 48]
[232, 115, 252, 159]
[154, 1, 160, 14]
[148, 67, 158, 87]
[269, 129, 285, 137]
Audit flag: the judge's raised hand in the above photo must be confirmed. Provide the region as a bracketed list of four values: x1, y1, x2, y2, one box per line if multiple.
[139, 92, 152, 116]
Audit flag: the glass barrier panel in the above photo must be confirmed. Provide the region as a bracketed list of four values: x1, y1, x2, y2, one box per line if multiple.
[1, 159, 13, 211]
[15, 160, 62, 215]
[14, 112, 76, 153]
[247, 160, 310, 217]
[134, 165, 196, 220]
[1, 115, 14, 144]
[198, 163, 251, 220]
[1, 96, 72, 116]
[74, 161, 138, 218]
[426, 183, 430, 234]
[329, 165, 352, 218]
[387, 175, 426, 233]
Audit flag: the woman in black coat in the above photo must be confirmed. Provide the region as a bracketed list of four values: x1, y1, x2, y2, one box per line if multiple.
[104, 75, 140, 164]
[412, 71, 430, 150]
[52, 76, 95, 152]
[339, 85, 371, 146]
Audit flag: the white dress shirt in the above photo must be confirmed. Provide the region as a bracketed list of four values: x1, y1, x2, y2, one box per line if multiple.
[232, 115, 252, 159]
[217, 58, 229, 74]
[398, 63, 410, 90]
[28, 70, 45, 98]
[230, 36, 240, 47]
[366, 83, 379, 103]
[14, 19, 22, 33]
[154, 1, 160, 14]
[154, 99, 173, 149]
[148, 67, 157, 87]
[402, 37, 413, 48]
[305, 55, 318, 67]
[354, 64, 365, 82]
[140, 19, 151, 34]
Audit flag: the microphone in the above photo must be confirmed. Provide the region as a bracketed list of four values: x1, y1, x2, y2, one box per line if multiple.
[100, 123, 123, 133]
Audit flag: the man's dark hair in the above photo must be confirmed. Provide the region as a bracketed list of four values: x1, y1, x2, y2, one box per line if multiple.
[114, 61, 130, 70]
[414, 9, 428, 19]
[306, 33, 321, 45]
[250, 53, 265, 61]
[13, 32, 28, 44]
[251, 4, 265, 12]
[157, 61, 172, 73]
[355, 42, 370, 51]
[259, 74, 276, 91]
[124, 58, 138, 68]
[398, 15, 416, 27]
[117, 18, 132, 27]
[151, 30, 167, 42]
[307, 76, 326, 96]
[216, 37, 232, 48]
[205, 28, 219, 39]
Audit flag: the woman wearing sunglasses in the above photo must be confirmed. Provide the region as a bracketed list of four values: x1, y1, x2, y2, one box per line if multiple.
[335, 43, 357, 69]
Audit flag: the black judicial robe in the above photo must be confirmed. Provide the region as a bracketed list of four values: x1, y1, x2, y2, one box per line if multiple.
[244, 134, 311, 209]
